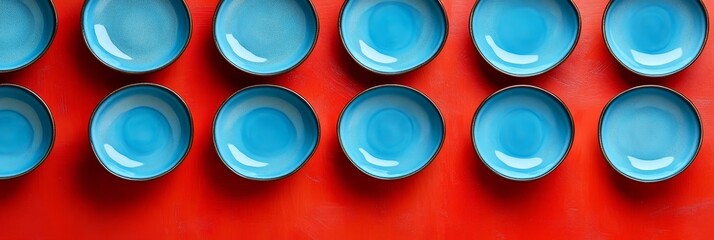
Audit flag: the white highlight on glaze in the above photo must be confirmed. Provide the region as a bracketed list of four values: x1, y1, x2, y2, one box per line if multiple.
[94, 24, 133, 60]
[359, 148, 399, 167]
[631, 48, 682, 66]
[495, 150, 543, 170]
[103, 144, 144, 168]
[359, 40, 398, 64]
[0, 98, 44, 158]
[228, 144, 269, 167]
[627, 156, 674, 171]
[485, 35, 539, 65]
[226, 34, 267, 63]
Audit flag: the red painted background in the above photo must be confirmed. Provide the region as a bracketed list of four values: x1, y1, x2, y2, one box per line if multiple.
[1, 0, 714, 238]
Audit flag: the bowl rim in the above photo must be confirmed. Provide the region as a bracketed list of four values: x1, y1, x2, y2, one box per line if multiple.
[468, 0, 582, 77]
[212, 0, 321, 76]
[211, 84, 321, 181]
[337, 0, 450, 75]
[336, 84, 446, 180]
[0, 0, 58, 73]
[598, 85, 703, 182]
[0, 84, 56, 180]
[601, 0, 710, 77]
[80, 0, 193, 74]
[471, 85, 575, 181]
[88, 82, 194, 181]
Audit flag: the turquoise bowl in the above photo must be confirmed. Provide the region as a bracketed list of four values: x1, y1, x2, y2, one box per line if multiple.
[603, 0, 708, 77]
[89, 83, 193, 181]
[470, 0, 581, 77]
[213, 85, 320, 180]
[81, 0, 192, 73]
[213, 0, 319, 76]
[339, 0, 448, 74]
[600, 86, 701, 182]
[0, 0, 57, 73]
[472, 85, 574, 180]
[0, 84, 54, 179]
[338, 85, 444, 179]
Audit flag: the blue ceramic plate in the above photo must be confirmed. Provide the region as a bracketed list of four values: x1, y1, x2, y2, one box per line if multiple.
[603, 0, 708, 77]
[0, 84, 54, 179]
[339, 0, 448, 74]
[90, 84, 193, 180]
[81, 0, 192, 73]
[338, 85, 444, 179]
[214, 0, 319, 76]
[600, 86, 701, 182]
[473, 86, 573, 180]
[0, 0, 57, 72]
[213, 85, 319, 180]
[471, 0, 580, 77]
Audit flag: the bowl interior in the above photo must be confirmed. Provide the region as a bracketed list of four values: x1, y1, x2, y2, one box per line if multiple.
[0, 0, 56, 72]
[471, 0, 580, 76]
[340, 0, 447, 74]
[600, 87, 701, 182]
[339, 85, 444, 179]
[214, 0, 318, 75]
[604, 0, 707, 76]
[214, 86, 319, 180]
[90, 85, 192, 180]
[473, 87, 573, 180]
[82, 0, 191, 73]
[0, 85, 54, 178]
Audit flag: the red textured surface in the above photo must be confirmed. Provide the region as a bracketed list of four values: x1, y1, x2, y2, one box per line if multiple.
[2, 0, 714, 238]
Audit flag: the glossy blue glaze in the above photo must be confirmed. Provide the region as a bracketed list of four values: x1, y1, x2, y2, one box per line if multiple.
[340, 0, 447, 74]
[214, 86, 319, 180]
[604, 0, 707, 77]
[214, 0, 318, 75]
[0, 85, 53, 179]
[473, 86, 573, 180]
[82, 0, 191, 73]
[600, 86, 701, 182]
[339, 85, 444, 179]
[0, 0, 56, 72]
[90, 84, 192, 180]
[471, 0, 579, 77]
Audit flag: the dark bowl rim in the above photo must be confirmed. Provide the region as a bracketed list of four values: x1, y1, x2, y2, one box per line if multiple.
[211, 84, 321, 181]
[336, 84, 446, 180]
[470, 84, 575, 181]
[597, 84, 703, 182]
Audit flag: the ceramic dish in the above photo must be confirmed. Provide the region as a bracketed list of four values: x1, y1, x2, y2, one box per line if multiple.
[338, 85, 444, 179]
[0, 0, 57, 73]
[472, 85, 573, 180]
[89, 83, 193, 181]
[470, 0, 581, 77]
[81, 0, 192, 73]
[213, 85, 319, 180]
[213, 0, 319, 76]
[339, 0, 448, 75]
[0, 84, 54, 179]
[603, 0, 708, 77]
[599, 86, 701, 182]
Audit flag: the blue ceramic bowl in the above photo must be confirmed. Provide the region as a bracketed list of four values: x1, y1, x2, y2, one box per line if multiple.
[603, 0, 708, 77]
[0, 0, 57, 73]
[0, 84, 54, 179]
[338, 85, 444, 179]
[213, 85, 320, 180]
[600, 86, 701, 182]
[339, 0, 448, 74]
[214, 0, 319, 76]
[81, 0, 192, 73]
[90, 84, 193, 181]
[473, 86, 573, 180]
[471, 0, 580, 77]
